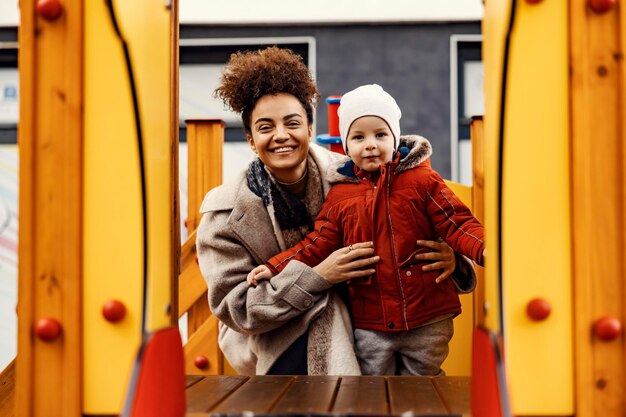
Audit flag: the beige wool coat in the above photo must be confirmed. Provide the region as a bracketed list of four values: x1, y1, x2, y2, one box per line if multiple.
[196, 143, 362, 375]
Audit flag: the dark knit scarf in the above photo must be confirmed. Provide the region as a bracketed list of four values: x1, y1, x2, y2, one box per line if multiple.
[247, 155, 324, 248]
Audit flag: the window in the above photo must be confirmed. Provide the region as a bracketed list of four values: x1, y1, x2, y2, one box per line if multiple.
[450, 35, 482, 185]
[0, 41, 18, 144]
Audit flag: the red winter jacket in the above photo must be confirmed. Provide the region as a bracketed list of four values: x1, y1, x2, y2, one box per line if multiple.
[267, 136, 484, 332]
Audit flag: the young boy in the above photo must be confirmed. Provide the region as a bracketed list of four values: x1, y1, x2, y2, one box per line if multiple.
[248, 84, 485, 376]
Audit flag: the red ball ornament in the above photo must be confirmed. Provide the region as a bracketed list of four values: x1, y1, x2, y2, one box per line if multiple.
[36, 0, 63, 21]
[194, 355, 209, 370]
[34, 317, 62, 342]
[102, 299, 127, 323]
[593, 316, 621, 341]
[526, 298, 551, 321]
[589, 0, 616, 13]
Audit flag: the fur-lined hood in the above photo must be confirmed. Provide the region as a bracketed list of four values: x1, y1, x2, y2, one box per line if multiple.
[326, 135, 433, 184]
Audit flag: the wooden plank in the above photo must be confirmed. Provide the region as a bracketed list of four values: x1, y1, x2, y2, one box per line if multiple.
[470, 116, 486, 327]
[571, 1, 626, 417]
[186, 375, 248, 413]
[387, 377, 447, 415]
[184, 315, 221, 375]
[169, 0, 181, 329]
[185, 119, 224, 338]
[15, 2, 35, 413]
[186, 119, 224, 233]
[186, 375, 204, 388]
[432, 376, 471, 415]
[332, 376, 388, 415]
[179, 232, 208, 317]
[187, 299, 212, 338]
[211, 376, 293, 414]
[0, 359, 15, 417]
[17, 0, 84, 415]
[271, 376, 339, 414]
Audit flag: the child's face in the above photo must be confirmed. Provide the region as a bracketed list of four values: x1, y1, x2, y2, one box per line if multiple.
[346, 116, 396, 172]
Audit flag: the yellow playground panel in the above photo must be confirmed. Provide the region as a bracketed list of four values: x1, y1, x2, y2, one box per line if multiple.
[483, 0, 573, 414]
[82, 0, 175, 413]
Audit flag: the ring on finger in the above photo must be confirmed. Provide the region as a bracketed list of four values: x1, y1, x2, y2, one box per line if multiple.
[348, 244, 354, 252]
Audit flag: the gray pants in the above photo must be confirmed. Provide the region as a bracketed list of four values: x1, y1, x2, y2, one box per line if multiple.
[354, 317, 454, 376]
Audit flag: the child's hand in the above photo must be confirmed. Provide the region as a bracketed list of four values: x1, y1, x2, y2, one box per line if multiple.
[247, 265, 275, 286]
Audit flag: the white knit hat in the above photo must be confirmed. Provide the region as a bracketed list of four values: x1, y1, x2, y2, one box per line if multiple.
[337, 84, 402, 154]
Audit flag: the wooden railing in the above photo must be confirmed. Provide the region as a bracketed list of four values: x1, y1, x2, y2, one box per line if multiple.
[470, 116, 485, 326]
[179, 119, 226, 375]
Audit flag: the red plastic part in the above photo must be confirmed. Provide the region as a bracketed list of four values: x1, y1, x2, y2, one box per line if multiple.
[34, 317, 62, 342]
[327, 96, 342, 137]
[124, 327, 186, 417]
[593, 316, 622, 341]
[471, 326, 511, 417]
[589, 0, 616, 13]
[194, 355, 209, 370]
[329, 143, 345, 155]
[36, 0, 63, 21]
[526, 298, 551, 321]
[102, 299, 127, 323]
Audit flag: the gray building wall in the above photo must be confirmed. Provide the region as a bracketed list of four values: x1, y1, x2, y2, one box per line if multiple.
[181, 22, 481, 177]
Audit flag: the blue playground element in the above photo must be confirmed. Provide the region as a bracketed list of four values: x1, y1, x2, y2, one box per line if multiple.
[316, 133, 342, 145]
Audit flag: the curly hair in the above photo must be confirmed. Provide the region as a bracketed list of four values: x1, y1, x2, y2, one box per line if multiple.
[214, 46, 320, 135]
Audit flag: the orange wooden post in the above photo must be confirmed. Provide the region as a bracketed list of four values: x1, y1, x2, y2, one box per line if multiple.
[185, 118, 224, 334]
[183, 119, 224, 375]
[571, 1, 626, 416]
[470, 116, 485, 326]
[17, 0, 84, 415]
[186, 119, 225, 233]
[169, 0, 181, 327]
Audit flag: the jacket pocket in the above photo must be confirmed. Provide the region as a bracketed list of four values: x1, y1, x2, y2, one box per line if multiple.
[401, 262, 459, 322]
[400, 264, 427, 321]
[348, 275, 382, 323]
[398, 246, 432, 269]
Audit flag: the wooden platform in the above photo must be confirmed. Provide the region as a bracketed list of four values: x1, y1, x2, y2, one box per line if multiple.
[186, 375, 470, 416]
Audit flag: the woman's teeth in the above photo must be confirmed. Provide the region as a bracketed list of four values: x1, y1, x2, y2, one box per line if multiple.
[274, 147, 294, 153]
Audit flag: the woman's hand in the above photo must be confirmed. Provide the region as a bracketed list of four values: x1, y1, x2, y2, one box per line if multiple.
[414, 239, 456, 284]
[313, 242, 380, 285]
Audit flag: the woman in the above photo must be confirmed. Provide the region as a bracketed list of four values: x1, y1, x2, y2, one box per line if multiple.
[196, 47, 475, 375]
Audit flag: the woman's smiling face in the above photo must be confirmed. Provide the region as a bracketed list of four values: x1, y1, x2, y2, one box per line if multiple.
[247, 93, 312, 183]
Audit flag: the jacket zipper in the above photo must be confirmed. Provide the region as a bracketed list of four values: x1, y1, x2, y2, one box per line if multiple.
[384, 168, 409, 330]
